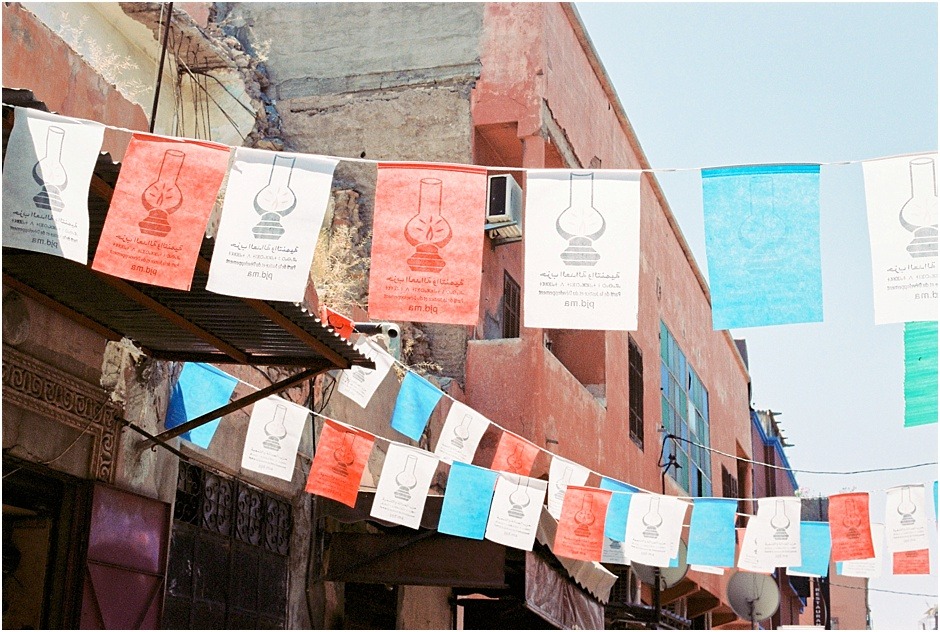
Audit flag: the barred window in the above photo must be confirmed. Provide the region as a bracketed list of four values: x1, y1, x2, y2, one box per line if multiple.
[628, 335, 644, 449]
[502, 271, 520, 338]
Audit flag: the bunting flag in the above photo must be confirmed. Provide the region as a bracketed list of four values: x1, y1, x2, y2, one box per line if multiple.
[337, 337, 395, 409]
[206, 148, 338, 302]
[862, 153, 938, 324]
[367, 163, 487, 325]
[434, 400, 490, 464]
[690, 565, 725, 576]
[370, 443, 439, 529]
[702, 164, 823, 329]
[892, 548, 931, 575]
[491, 431, 540, 477]
[92, 134, 230, 290]
[787, 522, 832, 578]
[320, 306, 355, 340]
[737, 516, 776, 573]
[437, 461, 499, 540]
[553, 486, 612, 561]
[2, 107, 105, 263]
[624, 494, 690, 567]
[547, 456, 592, 520]
[687, 498, 738, 568]
[165, 362, 238, 449]
[305, 419, 375, 507]
[240, 396, 308, 481]
[523, 169, 642, 330]
[484, 474, 547, 551]
[904, 321, 938, 427]
[838, 524, 884, 579]
[829, 492, 875, 561]
[600, 477, 638, 541]
[389, 372, 443, 441]
[756, 497, 802, 567]
[884, 484, 929, 552]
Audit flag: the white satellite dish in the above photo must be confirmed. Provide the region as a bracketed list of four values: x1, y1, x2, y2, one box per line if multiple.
[727, 571, 780, 624]
[633, 540, 688, 589]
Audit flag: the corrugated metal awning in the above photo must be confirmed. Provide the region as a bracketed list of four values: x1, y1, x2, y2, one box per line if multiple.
[2, 88, 372, 372]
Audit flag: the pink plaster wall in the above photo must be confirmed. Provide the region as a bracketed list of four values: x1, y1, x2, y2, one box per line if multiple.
[2, 3, 149, 160]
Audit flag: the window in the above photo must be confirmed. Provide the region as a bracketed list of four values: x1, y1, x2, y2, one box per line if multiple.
[660, 321, 712, 496]
[628, 336, 644, 449]
[502, 271, 520, 338]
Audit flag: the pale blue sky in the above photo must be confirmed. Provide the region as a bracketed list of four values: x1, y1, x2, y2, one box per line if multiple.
[576, 2, 938, 628]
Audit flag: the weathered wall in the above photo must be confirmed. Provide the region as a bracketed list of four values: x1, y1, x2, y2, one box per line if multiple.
[397, 585, 453, 630]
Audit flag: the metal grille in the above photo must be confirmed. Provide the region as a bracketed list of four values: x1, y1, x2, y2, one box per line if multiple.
[502, 271, 521, 338]
[628, 336, 644, 449]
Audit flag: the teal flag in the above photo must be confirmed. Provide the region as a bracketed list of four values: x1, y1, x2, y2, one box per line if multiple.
[600, 476, 637, 541]
[390, 372, 443, 440]
[702, 164, 823, 329]
[687, 498, 738, 568]
[438, 461, 499, 540]
[788, 521, 832, 577]
[904, 321, 938, 427]
[166, 362, 238, 449]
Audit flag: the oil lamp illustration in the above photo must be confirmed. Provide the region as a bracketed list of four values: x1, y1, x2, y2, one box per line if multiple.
[331, 431, 356, 476]
[574, 494, 596, 537]
[393, 454, 419, 501]
[261, 403, 288, 451]
[508, 478, 531, 519]
[896, 486, 917, 526]
[842, 497, 863, 539]
[252, 154, 298, 240]
[139, 149, 185, 237]
[554, 466, 573, 503]
[450, 413, 473, 449]
[404, 178, 452, 272]
[770, 499, 791, 541]
[898, 157, 938, 258]
[556, 172, 606, 266]
[32, 125, 68, 212]
[738, 176, 785, 250]
[505, 443, 526, 474]
[642, 496, 664, 538]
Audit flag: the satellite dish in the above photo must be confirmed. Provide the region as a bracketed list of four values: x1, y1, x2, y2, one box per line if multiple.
[633, 540, 688, 589]
[727, 571, 780, 624]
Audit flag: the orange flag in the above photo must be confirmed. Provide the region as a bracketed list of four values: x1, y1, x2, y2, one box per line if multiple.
[367, 163, 487, 325]
[553, 486, 611, 561]
[92, 134, 230, 290]
[305, 419, 375, 507]
[828, 492, 876, 561]
[320, 306, 354, 340]
[491, 431, 539, 477]
[893, 549, 931, 575]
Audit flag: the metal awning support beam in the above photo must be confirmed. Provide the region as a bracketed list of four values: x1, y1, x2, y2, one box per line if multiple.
[136, 364, 325, 450]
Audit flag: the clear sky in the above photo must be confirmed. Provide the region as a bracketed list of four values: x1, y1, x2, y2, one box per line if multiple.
[575, 2, 938, 629]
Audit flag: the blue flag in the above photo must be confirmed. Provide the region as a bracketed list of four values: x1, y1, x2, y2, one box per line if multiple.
[702, 164, 823, 329]
[165, 362, 238, 449]
[438, 461, 499, 539]
[390, 372, 443, 441]
[600, 477, 638, 541]
[686, 498, 738, 568]
[788, 521, 832, 577]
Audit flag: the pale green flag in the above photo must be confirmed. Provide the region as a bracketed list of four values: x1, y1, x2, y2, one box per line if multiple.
[904, 321, 938, 427]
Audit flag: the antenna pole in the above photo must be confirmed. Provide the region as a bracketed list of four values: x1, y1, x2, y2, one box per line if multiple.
[652, 568, 661, 629]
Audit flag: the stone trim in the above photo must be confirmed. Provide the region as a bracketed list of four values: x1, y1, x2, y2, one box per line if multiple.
[2, 345, 120, 483]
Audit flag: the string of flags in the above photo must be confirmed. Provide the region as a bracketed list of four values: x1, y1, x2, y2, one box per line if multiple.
[167, 336, 939, 580]
[2, 105, 936, 330]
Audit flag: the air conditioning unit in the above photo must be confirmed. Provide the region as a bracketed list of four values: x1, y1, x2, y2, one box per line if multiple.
[485, 174, 523, 243]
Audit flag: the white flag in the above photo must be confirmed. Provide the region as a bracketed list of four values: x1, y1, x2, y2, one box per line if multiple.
[2, 107, 105, 263]
[207, 147, 338, 302]
[240, 396, 308, 481]
[690, 564, 725, 575]
[624, 494, 690, 567]
[862, 153, 938, 324]
[370, 444, 438, 529]
[523, 169, 641, 330]
[602, 536, 631, 565]
[434, 400, 490, 464]
[756, 497, 802, 568]
[485, 474, 548, 551]
[885, 485, 929, 553]
[839, 524, 884, 578]
[337, 338, 395, 408]
[547, 456, 592, 520]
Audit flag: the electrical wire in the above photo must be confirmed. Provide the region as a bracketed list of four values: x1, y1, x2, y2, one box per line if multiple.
[830, 583, 938, 598]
